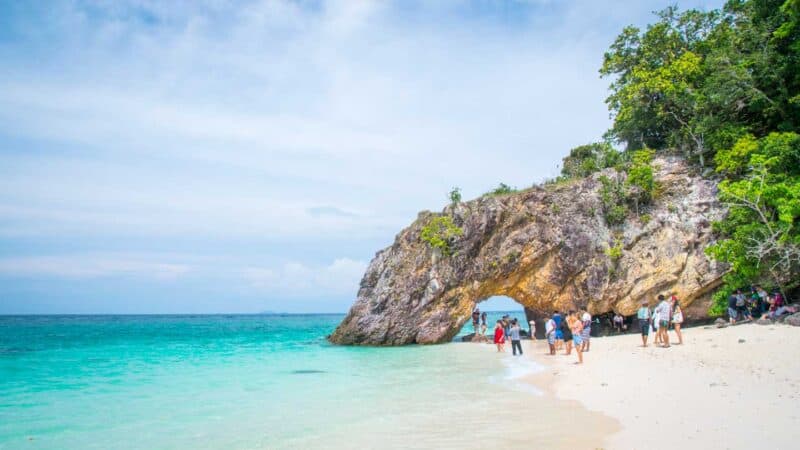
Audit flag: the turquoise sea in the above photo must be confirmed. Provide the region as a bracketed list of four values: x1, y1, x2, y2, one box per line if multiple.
[0, 312, 551, 450]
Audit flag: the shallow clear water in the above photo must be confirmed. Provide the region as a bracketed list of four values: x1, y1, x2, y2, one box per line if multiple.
[0, 314, 544, 450]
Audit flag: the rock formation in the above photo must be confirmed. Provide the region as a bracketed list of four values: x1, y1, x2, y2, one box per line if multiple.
[330, 157, 727, 345]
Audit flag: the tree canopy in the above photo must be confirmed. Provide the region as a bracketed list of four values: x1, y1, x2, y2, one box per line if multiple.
[570, 0, 800, 309]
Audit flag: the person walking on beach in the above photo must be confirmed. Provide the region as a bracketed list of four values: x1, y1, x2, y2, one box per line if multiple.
[493, 320, 505, 352]
[637, 301, 651, 347]
[552, 311, 564, 351]
[545, 316, 556, 355]
[580, 311, 592, 352]
[472, 308, 481, 334]
[509, 319, 523, 356]
[569, 313, 584, 364]
[529, 319, 537, 341]
[671, 295, 684, 345]
[655, 295, 671, 348]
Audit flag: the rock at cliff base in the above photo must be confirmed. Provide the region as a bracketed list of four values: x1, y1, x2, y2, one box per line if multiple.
[784, 313, 800, 327]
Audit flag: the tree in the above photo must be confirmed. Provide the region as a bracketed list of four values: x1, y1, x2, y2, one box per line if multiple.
[560, 142, 623, 179]
[449, 187, 462, 205]
[600, 1, 800, 311]
[707, 132, 800, 296]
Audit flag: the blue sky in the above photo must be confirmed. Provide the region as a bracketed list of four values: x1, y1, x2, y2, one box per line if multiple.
[0, 0, 724, 314]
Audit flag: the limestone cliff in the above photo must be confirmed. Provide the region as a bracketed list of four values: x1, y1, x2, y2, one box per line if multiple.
[330, 157, 727, 345]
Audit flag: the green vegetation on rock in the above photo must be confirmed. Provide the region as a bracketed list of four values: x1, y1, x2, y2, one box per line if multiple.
[448, 187, 462, 205]
[485, 183, 517, 197]
[420, 216, 464, 256]
[560, 142, 624, 179]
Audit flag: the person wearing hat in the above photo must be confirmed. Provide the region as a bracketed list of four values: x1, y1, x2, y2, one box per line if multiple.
[636, 300, 652, 347]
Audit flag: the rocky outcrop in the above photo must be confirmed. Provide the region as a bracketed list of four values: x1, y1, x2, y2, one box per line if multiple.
[330, 157, 727, 345]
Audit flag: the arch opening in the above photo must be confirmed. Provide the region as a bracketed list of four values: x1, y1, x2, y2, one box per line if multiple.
[455, 295, 531, 339]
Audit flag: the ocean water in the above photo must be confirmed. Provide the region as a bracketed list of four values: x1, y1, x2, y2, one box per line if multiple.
[0, 313, 554, 450]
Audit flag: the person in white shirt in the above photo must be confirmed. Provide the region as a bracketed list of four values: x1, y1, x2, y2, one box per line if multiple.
[544, 316, 556, 355]
[655, 294, 672, 348]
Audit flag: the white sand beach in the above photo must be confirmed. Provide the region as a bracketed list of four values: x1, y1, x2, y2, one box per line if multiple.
[526, 323, 800, 449]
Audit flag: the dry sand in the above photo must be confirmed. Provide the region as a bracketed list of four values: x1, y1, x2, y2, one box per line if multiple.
[524, 323, 800, 449]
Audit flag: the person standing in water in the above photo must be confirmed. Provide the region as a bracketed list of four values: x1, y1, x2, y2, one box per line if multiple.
[493, 320, 505, 352]
[509, 319, 523, 356]
[472, 308, 481, 334]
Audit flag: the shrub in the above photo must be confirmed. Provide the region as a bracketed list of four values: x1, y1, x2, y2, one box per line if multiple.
[485, 183, 517, 196]
[598, 175, 628, 226]
[448, 187, 462, 205]
[605, 239, 624, 261]
[561, 142, 623, 179]
[420, 216, 463, 256]
[627, 148, 656, 208]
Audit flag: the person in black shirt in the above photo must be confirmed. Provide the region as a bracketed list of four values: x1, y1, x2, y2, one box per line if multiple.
[561, 315, 573, 355]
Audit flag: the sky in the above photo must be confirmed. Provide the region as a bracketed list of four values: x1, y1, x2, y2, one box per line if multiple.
[0, 0, 724, 314]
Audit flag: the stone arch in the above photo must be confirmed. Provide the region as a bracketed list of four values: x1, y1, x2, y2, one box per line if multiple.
[329, 157, 726, 345]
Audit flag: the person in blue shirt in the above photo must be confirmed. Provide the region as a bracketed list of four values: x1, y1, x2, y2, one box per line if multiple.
[552, 311, 564, 351]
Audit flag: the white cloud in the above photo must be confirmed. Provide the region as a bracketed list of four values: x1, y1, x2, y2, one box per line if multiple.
[0, 254, 191, 280]
[0, 0, 726, 312]
[241, 258, 367, 297]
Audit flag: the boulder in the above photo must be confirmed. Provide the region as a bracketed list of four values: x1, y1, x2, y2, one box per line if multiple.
[330, 157, 727, 345]
[460, 333, 489, 343]
[784, 313, 800, 327]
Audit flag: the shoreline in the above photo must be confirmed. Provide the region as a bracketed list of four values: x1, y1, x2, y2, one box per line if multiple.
[521, 323, 800, 449]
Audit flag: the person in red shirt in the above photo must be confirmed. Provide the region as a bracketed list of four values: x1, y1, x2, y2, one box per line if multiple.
[493, 320, 505, 352]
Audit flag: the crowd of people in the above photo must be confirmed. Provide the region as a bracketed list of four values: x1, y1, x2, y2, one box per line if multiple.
[541, 310, 592, 364]
[473, 287, 795, 364]
[486, 313, 527, 356]
[726, 286, 795, 324]
[635, 294, 684, 348]
[472, 308, 529, 356]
